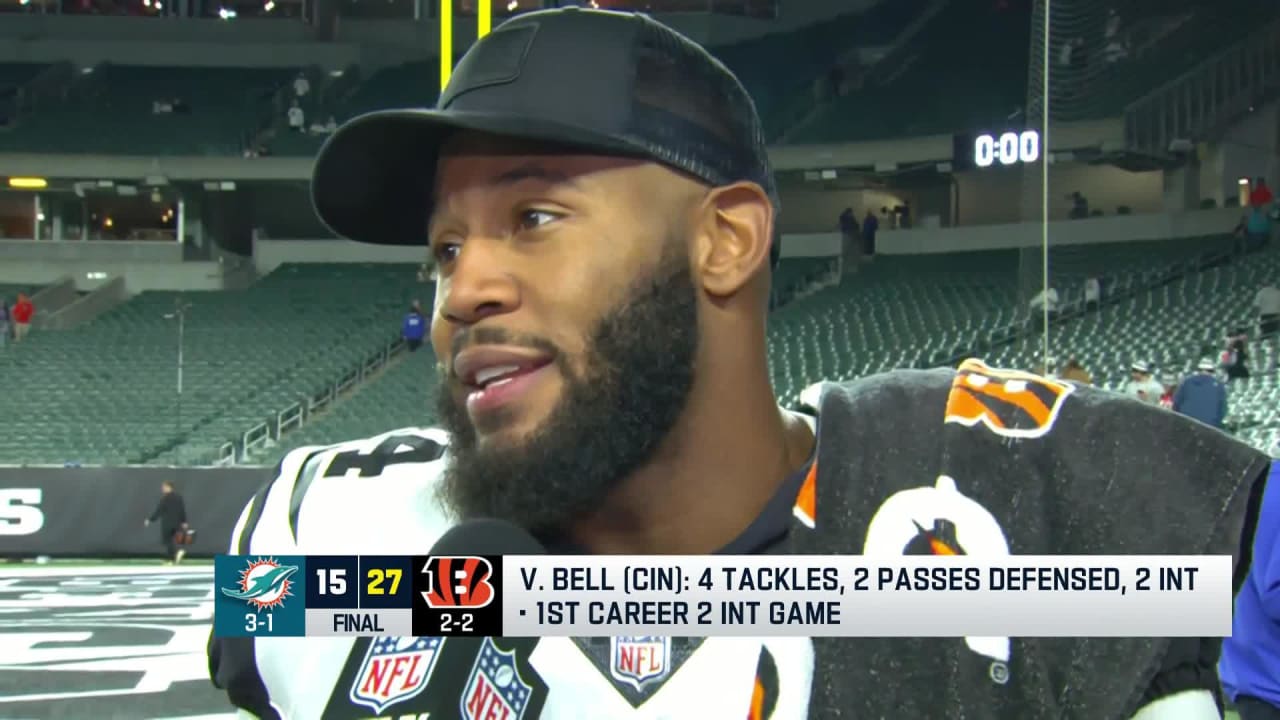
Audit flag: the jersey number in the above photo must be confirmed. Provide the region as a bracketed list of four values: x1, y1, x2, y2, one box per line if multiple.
[323, 434, 445, 478]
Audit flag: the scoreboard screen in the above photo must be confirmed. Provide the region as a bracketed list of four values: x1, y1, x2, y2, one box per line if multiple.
[214, 554, 503, 639]
[952, 129, 1042, 171]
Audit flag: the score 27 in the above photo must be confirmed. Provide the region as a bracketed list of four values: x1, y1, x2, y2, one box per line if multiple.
[315, 567, 402, 595]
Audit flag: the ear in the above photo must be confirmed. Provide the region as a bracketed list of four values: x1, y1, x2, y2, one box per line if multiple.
[694, 182, 774, 298]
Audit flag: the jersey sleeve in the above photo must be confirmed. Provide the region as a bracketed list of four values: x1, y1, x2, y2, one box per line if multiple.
[206, 428, 451, 719]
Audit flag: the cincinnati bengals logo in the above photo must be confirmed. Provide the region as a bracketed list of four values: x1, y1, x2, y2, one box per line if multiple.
[421, 556, 496, 609]
[944, 359, 1075, 440]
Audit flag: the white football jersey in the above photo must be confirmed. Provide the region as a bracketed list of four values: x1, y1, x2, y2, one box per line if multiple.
[216, 427, 812, 720]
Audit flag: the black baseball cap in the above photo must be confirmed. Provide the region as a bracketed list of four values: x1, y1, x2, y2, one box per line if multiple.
[310, 7, 780, 265]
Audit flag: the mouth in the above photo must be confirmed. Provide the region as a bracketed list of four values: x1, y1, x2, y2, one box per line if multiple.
[453, 346, 556, 418]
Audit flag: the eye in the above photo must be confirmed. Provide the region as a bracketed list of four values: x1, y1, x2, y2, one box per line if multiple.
[431, 241, 461, 266]
[517, 208, 561, 231]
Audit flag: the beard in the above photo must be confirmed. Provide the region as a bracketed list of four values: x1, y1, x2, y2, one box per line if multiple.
[435, 248, 699, 542]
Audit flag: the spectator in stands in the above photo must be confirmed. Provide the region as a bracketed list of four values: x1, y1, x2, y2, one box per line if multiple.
[10, 293, 33, 343]
[144, 480, 188, 565]
[1172, 358, 1227, 429]
[293, 71, 310, 99]
[1060, 356, 1092, 385]
[1084, 276, 1101, 311]
[1069, 191, 1089, 219]
[1225, 328, 1252, 382]
[1220, 461, 1280, 720]
[861, 210, 878, 258]
[1250, 177, 1273, 209]
[0, 298, 8, 349]
[839, 207, 861, 270]
[1255, 283, 1280, 340]
[1244, 178, 1275, 253]
[1125, 361, 1164, 405]
[1027, 286, 1059, 331]
[402, 300, 427, 352]
[1103, 8, 1128, 64]
[287, 100, 305, 133]
[1159, 373, 1177, 410]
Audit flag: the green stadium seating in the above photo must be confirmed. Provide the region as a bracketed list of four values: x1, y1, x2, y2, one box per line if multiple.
[0, 64, 297, 156]
[786, 0, 1029, 144]
[0, 263, 423, 466]
[0, 63, 51, 93]
[7, 233, 1271, 467]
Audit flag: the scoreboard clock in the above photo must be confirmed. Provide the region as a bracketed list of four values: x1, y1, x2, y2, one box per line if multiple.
[953, 130, 1041, 170]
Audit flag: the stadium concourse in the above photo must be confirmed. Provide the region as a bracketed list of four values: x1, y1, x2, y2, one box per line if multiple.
[1, 0, 1279, 718]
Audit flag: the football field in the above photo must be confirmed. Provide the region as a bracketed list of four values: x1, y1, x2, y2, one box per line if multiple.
[0, 563, 235, 720]
[0, 563, 1244, 720]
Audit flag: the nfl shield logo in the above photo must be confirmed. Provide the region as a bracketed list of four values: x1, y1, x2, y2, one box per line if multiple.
[610, 636, 671, 692]
[347, 637, 443, 715]
[460, 637, 533, 720]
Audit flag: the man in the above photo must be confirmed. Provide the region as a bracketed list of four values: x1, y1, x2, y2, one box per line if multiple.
[1173, 359, 1228, 429]
[402, 299, 426, 352]
[11, 293, 33, 343]
[1254, 283, 1280, 348]
[145, 480, 188, 564]
[1027, 286, 1058, 331]
[208, 8, 1268, 719]
[1125, 361, 1165, 405]
[1060, 356, 1093, 385]
[1221, 461, 1280, 720]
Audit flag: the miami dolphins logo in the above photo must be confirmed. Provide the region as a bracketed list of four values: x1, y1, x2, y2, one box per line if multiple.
[221, 557, 298, 610]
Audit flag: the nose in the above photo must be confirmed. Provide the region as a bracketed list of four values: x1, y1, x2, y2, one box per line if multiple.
[436, 238, 520, 327]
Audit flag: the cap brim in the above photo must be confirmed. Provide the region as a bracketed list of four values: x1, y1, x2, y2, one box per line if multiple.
[311, 109, 649, 246]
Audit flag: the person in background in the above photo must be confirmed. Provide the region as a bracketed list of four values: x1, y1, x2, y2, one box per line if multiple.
[144, 480, 188, 565]
[1069, 191, 1090, 219]
[1225, 328, 1251, 382]
[1159, 374, 1177, 410]
[1060, 356, 1093, 385]
[287, 100, 305, 133]
[0, 298, 8, 349]
[861, 209, 878, 259]
[401, 300, 426, 352]
[1220, 461, 1279, 720]
[1028, 286, 1059, 331]
[1084, 276, 1102, 311]
[1125, 361, 1164, 405]
[1172, 358, 1227, 429]
[292, 71, 310, 100]
[1251, 177, 1273, 209]
[1255, 283, 1280, 342]
[838, 207, 861, 271]
[11, 293, 33, 343]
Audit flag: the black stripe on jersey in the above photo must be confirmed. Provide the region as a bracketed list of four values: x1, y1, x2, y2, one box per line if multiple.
[208, 633, 281, 720]
[289, 448, 335, 544]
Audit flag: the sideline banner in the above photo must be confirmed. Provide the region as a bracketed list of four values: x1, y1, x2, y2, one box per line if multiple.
[0, 465, 270, 558]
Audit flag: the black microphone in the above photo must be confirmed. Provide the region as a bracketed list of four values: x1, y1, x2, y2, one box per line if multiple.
[321, 519, 549, 720]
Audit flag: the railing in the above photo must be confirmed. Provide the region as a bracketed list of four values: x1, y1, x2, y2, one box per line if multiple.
[1124, 17, 1280, 156]
[194, 333, 406, 464]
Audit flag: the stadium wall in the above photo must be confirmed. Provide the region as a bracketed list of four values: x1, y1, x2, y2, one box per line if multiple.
[874, 207, 1242, 255]
[0, 465, 271, 559]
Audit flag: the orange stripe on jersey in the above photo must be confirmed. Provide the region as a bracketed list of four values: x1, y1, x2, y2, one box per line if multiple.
[792, 461, 817, 528]
[748, 676, 766, 720]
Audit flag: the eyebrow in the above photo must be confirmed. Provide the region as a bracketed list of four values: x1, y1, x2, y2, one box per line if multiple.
[490, 164, 582, 190]
[427, 164, 583, 242]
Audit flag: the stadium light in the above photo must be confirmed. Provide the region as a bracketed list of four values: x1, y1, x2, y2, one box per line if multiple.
[8, 177, 47, 189]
